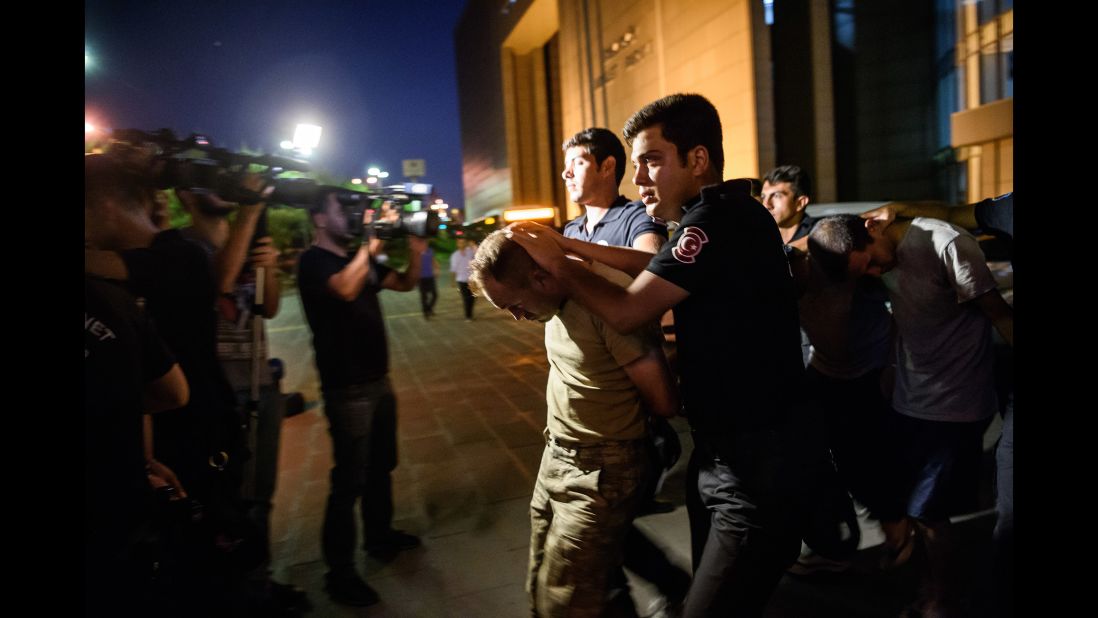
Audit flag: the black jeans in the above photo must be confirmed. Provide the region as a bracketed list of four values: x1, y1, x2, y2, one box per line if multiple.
[457, 281, 475, 318]
[683, 430, 803, 617]
[418, 277, 437, 315]
[320, 379, 398, 574]
[805, 366, 904, 522]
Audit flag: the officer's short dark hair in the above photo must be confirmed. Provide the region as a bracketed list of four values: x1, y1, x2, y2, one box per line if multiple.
[622, 93, 724, 178]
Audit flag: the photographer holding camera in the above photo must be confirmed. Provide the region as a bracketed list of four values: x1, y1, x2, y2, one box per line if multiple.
[297, 187, 427, 607]
[176, 179, 314, 613]
[85, 145, 282, 615]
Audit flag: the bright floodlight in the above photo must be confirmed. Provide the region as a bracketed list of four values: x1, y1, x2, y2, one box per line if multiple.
[85, 122, 95, 134]
[299, 147, 313, 157]
[367, 167, 381, 176]
[292, 124, 322, 150]
[366, 177, 378, 184]
[280, 140, 294, 150]
[378, 171, 390, 178]
[85, 50, 94, 70]
[351, 178, 363, 185]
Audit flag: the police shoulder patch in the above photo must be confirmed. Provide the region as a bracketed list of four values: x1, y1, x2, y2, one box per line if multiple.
[671, 227, 709, 264]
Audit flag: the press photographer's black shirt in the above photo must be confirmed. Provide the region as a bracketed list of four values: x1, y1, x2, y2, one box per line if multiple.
[298, 246, 393, 391]
[645, 180, 805, 434]
[120, 229, 241, 479]
[84, 275, 174, 543]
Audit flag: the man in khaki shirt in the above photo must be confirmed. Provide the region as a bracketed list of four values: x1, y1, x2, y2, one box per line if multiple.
[469, 230, 679, 618]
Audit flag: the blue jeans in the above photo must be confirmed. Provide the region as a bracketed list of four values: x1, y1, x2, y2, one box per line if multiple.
[320, 378, 398, 574]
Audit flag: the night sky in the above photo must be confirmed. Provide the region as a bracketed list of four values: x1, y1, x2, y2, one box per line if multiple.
[85, 0, 469, 208]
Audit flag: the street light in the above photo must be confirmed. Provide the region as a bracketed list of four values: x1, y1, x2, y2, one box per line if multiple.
[293, 124, 322, 150]
[364, 166, 390, 187]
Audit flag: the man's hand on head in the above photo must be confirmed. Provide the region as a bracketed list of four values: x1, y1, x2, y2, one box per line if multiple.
[507, 222, 569, 275]
[860, 203, 900, 228]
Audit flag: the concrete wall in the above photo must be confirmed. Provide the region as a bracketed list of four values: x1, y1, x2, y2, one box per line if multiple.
[557, 0, 763, 205]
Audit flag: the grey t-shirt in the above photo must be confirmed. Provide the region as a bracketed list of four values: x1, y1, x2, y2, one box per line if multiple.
[884, 218, 998, 422]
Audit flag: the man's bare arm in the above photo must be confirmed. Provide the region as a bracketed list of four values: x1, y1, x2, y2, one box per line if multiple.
[560, 260, 687, 333]
[326, 244, 374, 301]
[561, 237, 655, 277]
[215, 204, 263, 293]
[972, 289, 1013, 347]
[511, 224, 687, 332]
[511, 222, 655, 277]
[862, 201, 978, 231]
[621, 346, 680, 418]
[143, 363, 189, 414]
[380, 236, 427, 292]
[631, 231, 666, 255]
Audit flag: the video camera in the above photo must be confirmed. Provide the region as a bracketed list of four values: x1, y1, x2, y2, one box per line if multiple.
[104, 128, 439, 239]
[108, 128, 311, 206]
[268, 180, 441, 240]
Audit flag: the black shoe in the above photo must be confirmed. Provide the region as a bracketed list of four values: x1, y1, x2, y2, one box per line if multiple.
[268, 581, 312, 612]
[365, 529, 421, 558]
[324, 572, 379, 607]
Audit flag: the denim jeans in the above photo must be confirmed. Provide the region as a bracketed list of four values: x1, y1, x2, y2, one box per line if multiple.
[320, 378, 398, 574]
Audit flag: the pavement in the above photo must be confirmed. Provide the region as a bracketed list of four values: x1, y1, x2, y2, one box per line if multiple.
[265, 270, 1004, 617]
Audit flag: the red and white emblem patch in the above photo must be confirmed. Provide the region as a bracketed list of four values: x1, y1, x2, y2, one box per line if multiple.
[672, 227, 709, 264]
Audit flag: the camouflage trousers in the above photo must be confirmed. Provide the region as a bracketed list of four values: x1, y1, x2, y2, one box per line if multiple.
[527, 433, 651, 618]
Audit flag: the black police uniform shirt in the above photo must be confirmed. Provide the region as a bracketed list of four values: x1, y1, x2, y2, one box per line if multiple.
[563, 196, 668, 246]
[298, 246, 393, 391]
[85, 275, 175, 542]
[645, 180, 805, 434]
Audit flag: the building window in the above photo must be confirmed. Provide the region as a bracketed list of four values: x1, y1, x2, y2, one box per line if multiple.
[956, 0, 1012, 110]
